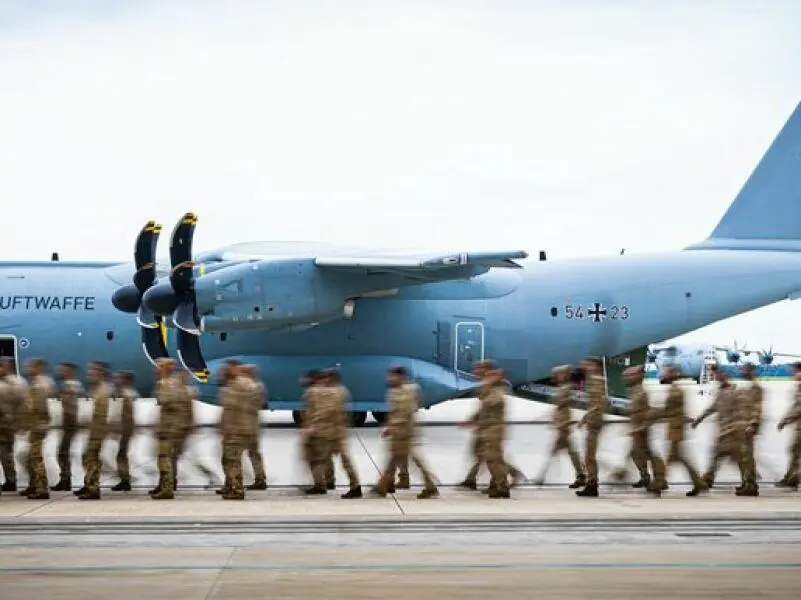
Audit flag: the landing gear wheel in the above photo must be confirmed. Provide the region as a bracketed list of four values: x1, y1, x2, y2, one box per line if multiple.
[292, 410, 303, 426]
[349, 411, 368, 427]
[371, 411, 387, 426]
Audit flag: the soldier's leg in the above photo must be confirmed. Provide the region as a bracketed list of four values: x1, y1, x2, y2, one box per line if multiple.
[28, 432, 49, 498]
[222, 440, 245, 499]
[703, 438, 726, 487]
[152, 437, 175, 500]
[646, 442, 667, 494]
[779, 431, 801, 486]
[52, 428, 73, 490]
[630, 433, 650, 487]
[460, 436, 484, 489]
[577, 428, 600, 496]
[324, 454, 336, 488]
[79, 440, 102, 499]
[668, 440, 707, 494]
[308, 437, 331, 492]
[485, 438, 509, 498]
[0, 428, 17, 490]
[375, 439, 406, 494]
[112, 435, 132, 491]
[565, 436, 586, 485]
[409, 442, 439, 498]
[395, 455, 410, 489]
[246, 435, 267, 490]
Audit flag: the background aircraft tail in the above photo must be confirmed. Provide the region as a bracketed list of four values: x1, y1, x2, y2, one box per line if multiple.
[687, 100, 801, 252]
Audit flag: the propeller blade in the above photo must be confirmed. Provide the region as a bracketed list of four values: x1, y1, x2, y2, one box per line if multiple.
[141, 320, 169, 365]
[172, 301, 201, 335]
[136, 306, 161, 329]
[133, 221, 162, 293]
[176, 329, 210, 383]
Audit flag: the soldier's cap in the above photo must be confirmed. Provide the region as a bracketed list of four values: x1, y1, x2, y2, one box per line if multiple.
[389, 365, 409, 377]
[552, 364, 572, 374]
[306, 368, 323, 379]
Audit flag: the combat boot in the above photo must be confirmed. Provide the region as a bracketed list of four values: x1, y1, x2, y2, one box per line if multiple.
[395, 475, 410, 490]
[77, 491, 100, 500]
[111, 480, 131, 492]
[150, 489, 174, 500]
[646, 482, 662, 497]
[2, 481, 17, 492]
[215, 488, 229, 495]
[632, 475, 651, 489]
[247, 480, 267, 491]
[18, 487, 34, 496]
[304, 485, 327, 495]
[50, 479, 71, 492]
[417, 487, 439, 499]
[341, 486, 363, 499]
[576, 482, 599, 497]
[568, 475, 587, 489]
[221, 492, 245, 500]
[488, 487, 510, 499]
[73, 486, 86, 496]
[326, 481, 336, 490]
[508, 468, 526, 488]
[27, 491, 50, 500]
[686, 481, 709, 497]
[775, 475, 791, 487]
[736, 484, 759, 497]
[457, 479, 478, 491]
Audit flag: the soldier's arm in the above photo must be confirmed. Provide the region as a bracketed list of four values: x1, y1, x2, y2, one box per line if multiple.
[693, 398, 718, 427]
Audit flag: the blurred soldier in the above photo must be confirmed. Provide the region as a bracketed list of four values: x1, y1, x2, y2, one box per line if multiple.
[240, 364, 267, 491]
[658, 366, 707, 496]
[215, 359, 241, 496]
[693, 365, 750, 494]
[477, 366, 511, 498]
[300, 369, 337, 494]
[111, 371, 139, 492]
[169, 370, 197, 492]
[218, 363, 250, 500]
[576, 357, 606, 497]
[777, 362, 801, 490]
[373, 366, 439, 499]
[322, 369, 362, 499]
[50, 363, 84, 491]
[150, 358, 186, 500]
[1, 357, 28, 492]
[459, 360, 525, 493]
[534, 365, 585, 488]
[624, 365, 666, 496]
[76, 361, 111, 500]
[21, 358, 54, 500]
[736, 363, 762, 496]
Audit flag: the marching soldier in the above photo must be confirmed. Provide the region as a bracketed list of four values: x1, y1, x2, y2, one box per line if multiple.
[658, 366, 707, 496]
[373, 366, 439, 499]
[459, 360, 524, 493]
[76, 361, 111, 500]
[169, 370, 197, 492]
[215, 359, 240, 496]
[576, 357, 606, 497]
[477, 365, 511, 498]
[218, 363, 250, 500]
[737, 363, 762, 496]
[111, 371, 138, 492]
[693, 365, 751, 495]
[322, 369, 362, 499]
[777, 362, 801, 490]
[150, 358, 186, 500]
[1, 357, 28, 493]
[300, 369, 337, 494]
[21, 358, 54, 500]
[240, 364, 267, 491]
[534, 365, 585, 489]
[624, 365, 666, 496]
[50, 363, 84, 491]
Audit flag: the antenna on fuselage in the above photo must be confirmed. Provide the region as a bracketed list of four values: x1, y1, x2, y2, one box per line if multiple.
[539, 251, 546, 261]
[51, 252, 59, 261]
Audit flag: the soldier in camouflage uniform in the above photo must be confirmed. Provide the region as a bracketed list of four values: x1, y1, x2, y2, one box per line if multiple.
[1, 357, 28, 492]
[215, 359, 240, 496]
[111, 371, 139, 492]
[777, 362, 801, 490]
[50, 363, 84, 491]
[300, 369, 337, 494]
[736, 363, 762, 496]
[218, 363, 250, 500]
[373, 366, 439, 499]
[150, 359, 187, 500]
[168, 370, 197, 492]
[624, 365, 666, 496]
[459, 360, 524, 493]
[77, 361, 111, 500]
[657, 366, 707, 496]
[240, 364, 267, 491]
[477, 366, 511, 498]
[321, 369, 362, 499]
[693, 365, 751, 495]
[21, 358, 54, 500]
[576, 357, 606, 497]
[534, 365, 585, 489]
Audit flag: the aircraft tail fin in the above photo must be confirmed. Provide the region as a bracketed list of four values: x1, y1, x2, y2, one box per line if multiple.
[688, 101, 801, 252]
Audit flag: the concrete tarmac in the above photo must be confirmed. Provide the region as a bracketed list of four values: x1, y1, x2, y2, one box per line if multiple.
[1, 381, 800, 598]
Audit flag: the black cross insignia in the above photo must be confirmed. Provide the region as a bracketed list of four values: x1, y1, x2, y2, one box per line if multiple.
[587, 302, 607, 323]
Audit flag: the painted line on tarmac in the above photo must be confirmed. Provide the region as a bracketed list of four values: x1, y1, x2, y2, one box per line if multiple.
[1, 561, 801, 574]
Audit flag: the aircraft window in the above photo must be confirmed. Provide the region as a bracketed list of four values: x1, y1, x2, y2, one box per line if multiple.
[550, 307, 558, 317]
[106, 331, 114, 341]
[220, 332, 227, 342]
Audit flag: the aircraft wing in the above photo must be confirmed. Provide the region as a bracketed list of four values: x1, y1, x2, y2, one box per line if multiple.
[314, 250, 528, 272]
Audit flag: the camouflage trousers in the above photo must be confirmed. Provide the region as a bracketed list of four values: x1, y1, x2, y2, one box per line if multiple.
[324, 434, 360, 488]
[703, 432, 747, 486]
[82, 436, 104, 495]
[157, 434, 176, 494]
[170, 427, 192, 488]
[584, 427, 602, 485]
[740, 432, 758, 487]
[245, 432, 266, 484]
[630, 431, 666, 487]
[665, 439, 705, 488]
[304, 434, 333, 488]
[117, 432, 132, 483]
[464, 435, 522, 485]
[477, 435, 509, 492]
[27, 431, 49, 494]
[782, 429, 801, 481]
[0, 427, 16, 485]
[546, 433, 584, 478]
[376, 436, 436, 493]
[222, 435, 245, 496]
[56, 426, 77, 483]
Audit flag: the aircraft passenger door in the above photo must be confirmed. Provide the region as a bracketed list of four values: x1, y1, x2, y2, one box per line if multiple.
[0, 336, 18, 374]
[455, 321, 484, 374]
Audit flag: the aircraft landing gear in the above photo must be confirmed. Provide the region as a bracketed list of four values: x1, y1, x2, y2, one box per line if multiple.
[349, 412, 368, 427]
[371, 411, 387, 426]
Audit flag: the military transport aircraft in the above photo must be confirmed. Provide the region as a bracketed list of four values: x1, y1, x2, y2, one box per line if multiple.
[2, 100, 801, 426]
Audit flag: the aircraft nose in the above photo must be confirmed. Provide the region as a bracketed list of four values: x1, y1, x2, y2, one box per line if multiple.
[142, 282, 181, 315]
[111, 283, 141, 313]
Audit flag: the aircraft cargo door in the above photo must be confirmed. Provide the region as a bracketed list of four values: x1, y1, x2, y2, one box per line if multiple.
[0, 336, 18, 374]
[455, 321, 484, 374]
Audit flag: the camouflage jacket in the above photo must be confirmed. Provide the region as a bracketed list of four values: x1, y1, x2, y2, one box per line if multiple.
[88, 381, 113, 442]
[782, 382, 801, 431]
[584, 375, 606, 431]
[114, 385, 138, 436]
[28, 374, 55, 434]
[59, 378, 85, 430]
[627, 383, 652, 434]
[387, 382, 421, 440]
[480, 382, 507, 441]
[155, 373, 190, 438]
[738, 382, 763, 432]
[219, 378, 251, 440]
[699, 383, 741, 437]
[303, 384, 339, 441]
[662, 383, 688, 442]
[3, 374, 30, 432]
[551, 384, 574, 434]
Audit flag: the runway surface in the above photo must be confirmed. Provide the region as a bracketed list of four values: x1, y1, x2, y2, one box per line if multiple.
[1, 381, 800, 598]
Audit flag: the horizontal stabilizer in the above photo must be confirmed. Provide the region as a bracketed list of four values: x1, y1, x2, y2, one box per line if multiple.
[314, 250, 528, 270]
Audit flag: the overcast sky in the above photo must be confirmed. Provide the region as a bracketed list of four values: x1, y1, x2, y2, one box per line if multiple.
[1, 0, 801, 354]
